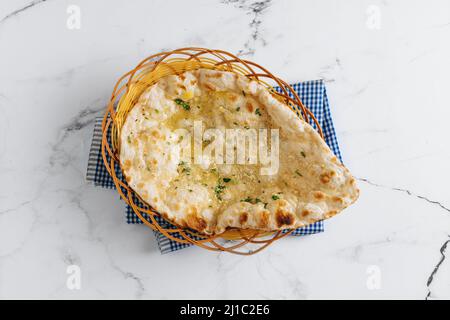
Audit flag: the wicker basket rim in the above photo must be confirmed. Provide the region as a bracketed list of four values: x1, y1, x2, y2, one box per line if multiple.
[101, 47, 323, 254]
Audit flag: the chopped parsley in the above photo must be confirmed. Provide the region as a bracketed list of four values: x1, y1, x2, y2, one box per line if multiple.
[223, 177, 231, 183]
[271, 195, 280, 200]
[174, 98, 190, 111]
[255, 108, 262, 116]
[214, 183, 226, 200]
[241, 197, 262, 204]
[178, 161, 191, 175]
[236, 107, 241, 112]
[127, 135, 132, 144]
[301, 151, 306, 158]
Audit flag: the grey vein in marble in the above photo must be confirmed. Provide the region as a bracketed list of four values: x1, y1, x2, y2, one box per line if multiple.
[221, 0, 272, 56]
[319, 58, 343, 83]
[358, 178, 450, 214]
[49, 105, 104, 169]
[110, 262, 146, 300]
[61, 246, 81, 266]
[0, 200, 32, 216]
[358, 177, 450, 300]
[266, 251, 307, 299]
[43, 105, 146, 298]
[63, 106, 104, 134]
[0, 0, 50, 24]
[0, 202, 39, 259]
[426, 236, 449, 300]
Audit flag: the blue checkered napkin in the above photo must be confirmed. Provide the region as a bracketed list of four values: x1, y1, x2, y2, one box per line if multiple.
[86, 79, 341, 254]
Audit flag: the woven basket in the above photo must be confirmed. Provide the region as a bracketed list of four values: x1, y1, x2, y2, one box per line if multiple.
[101, 47, 323, 255]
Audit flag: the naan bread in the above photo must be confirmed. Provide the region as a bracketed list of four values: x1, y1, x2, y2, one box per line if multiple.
[120, 69, 359, 234]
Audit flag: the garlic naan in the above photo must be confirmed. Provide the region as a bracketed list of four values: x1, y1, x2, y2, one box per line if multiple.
[120, 69, 359, 234]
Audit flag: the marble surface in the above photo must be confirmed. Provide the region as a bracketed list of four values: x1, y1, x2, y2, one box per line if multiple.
[1, 0, 449, 300]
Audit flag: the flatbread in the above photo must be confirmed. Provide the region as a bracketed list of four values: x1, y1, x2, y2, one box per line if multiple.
[120, 69, 359, 234]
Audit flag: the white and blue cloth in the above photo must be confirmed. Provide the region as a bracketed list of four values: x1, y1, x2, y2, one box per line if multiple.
[86, 79, 341, 254]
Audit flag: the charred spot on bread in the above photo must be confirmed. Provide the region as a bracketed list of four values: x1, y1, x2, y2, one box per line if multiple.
[239, 213, 248, 224]
[320, 173, 331, 184]
[186, 210, 207, 231]
[258, 211, 270, 228]
[327, 210, 337, 217]
[275, 209, 294, 227]
[313, 191, 325, 200]
[301, 210, 310, 217]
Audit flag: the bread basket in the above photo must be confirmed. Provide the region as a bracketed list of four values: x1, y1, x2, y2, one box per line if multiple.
[101, 47, 323, 255]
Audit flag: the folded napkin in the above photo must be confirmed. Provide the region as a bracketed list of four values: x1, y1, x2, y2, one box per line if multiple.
[86, 79, 341, 254]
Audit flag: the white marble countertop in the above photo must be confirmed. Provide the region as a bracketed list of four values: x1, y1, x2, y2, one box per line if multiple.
[1, 0, 449, 300]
